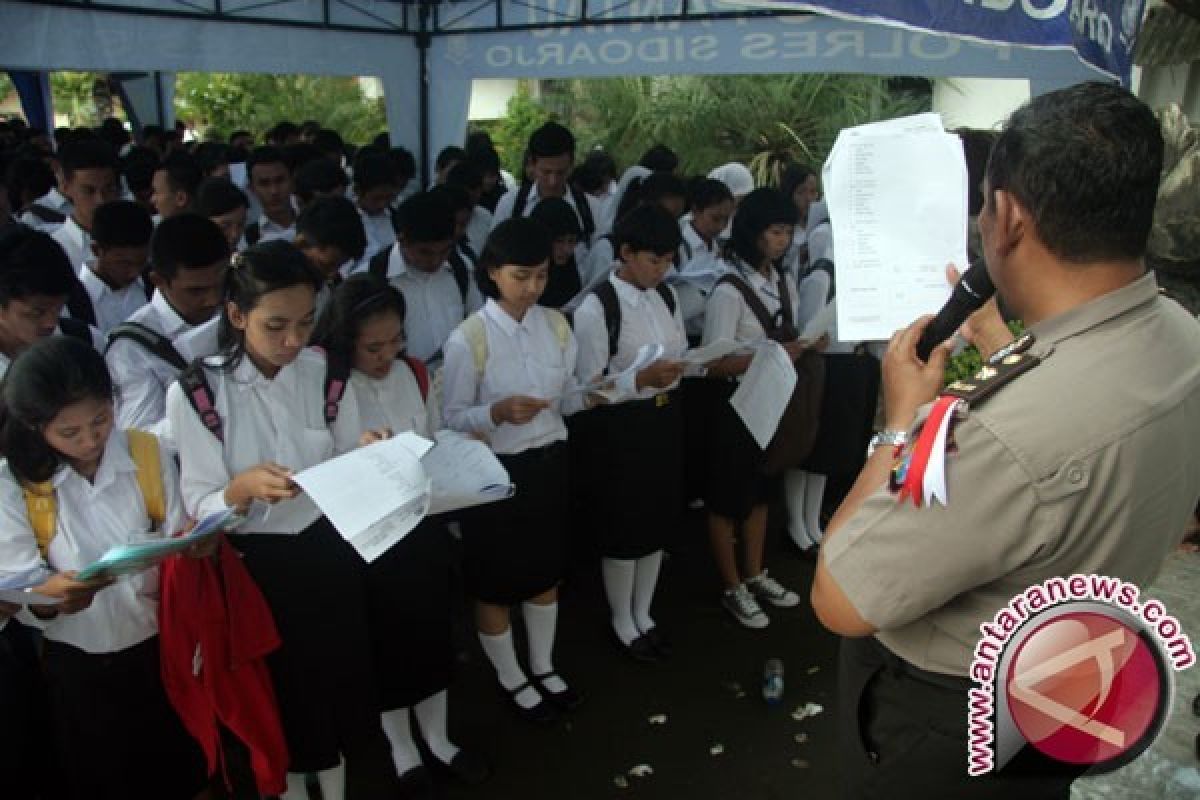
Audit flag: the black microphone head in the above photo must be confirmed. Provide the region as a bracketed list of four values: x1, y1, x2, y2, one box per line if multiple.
[914, 260, 997, 361]
[958, 259, 995, 304]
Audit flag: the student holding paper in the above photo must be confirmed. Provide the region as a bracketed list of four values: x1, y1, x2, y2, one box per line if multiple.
[699, 188, 811, 629]
[165, 242, 400, 800]
[312, 275, 489, 794]
[0, 336, 206, 799]
[442, 217, 590, 724]
[572, 205, 687, 661]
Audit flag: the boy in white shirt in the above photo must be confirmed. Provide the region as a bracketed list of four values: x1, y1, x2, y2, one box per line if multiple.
[70, 200, 152, 333]
[243, 146, 297, 245]
[51, 140, 122, 270]
[350, 151, 401, 261]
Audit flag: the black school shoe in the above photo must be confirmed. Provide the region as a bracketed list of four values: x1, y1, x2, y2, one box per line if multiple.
[431, 749, 492, 785]
[533, 672, 584, 712]
[613, 629, 659, 663]
[499, 681, 558, 724]
[396, 765, 434, 800]
[641, 627, 673, 659]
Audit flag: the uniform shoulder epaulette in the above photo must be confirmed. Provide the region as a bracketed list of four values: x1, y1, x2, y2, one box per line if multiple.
[942, 332, 1040, 407]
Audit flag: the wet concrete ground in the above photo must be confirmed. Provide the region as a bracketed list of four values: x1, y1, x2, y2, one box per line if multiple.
[427, 514, 1199, 800]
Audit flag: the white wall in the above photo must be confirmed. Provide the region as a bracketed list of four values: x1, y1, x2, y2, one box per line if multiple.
[933, 77, 1031, 130]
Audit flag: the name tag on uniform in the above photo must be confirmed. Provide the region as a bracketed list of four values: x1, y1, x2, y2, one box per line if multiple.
[656, 393, 670, 408]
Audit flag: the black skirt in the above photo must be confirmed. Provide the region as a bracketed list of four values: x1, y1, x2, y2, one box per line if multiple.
[229, 517, 395, 791]
[459, 441, 569, 605]
[3, 622, 61, 800]
[576, 391, 685, 559]
[42, 636, 207, 800]
[702, 379, 777, 520]
[366, 517, 456, 710]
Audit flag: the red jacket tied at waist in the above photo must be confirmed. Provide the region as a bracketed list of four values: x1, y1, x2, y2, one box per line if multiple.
[159, 535, 288, 796]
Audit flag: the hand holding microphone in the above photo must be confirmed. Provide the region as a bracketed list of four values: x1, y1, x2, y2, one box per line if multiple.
[914, 260, 996, 362]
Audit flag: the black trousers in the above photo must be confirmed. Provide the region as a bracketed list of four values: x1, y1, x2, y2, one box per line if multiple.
[837, 636, 1088, 800]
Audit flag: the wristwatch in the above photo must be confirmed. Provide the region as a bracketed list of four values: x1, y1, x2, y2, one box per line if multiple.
[867, 429, 908, 459]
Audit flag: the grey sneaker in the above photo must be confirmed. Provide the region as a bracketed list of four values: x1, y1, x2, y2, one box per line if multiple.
[723, 584, 769, 629]
[747, 570, 800, 608]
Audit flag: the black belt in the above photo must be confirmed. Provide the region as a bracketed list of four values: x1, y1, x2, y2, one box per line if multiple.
[501, 440, 567, 463]
[873, 638, 972, 693]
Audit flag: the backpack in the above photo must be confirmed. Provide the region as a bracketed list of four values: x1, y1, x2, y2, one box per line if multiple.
[458, 309, 571, 377]
[713, 270, 825, 475]
[591, 279, 676, 363]
[243, 221, 261, 247]
[180, 351, 429, 443]
[57, 316, 96, 345]
[368, 246, 470, 307]
[105, 321, 188, 372]
[23, 203, 66, 226]
[512, 183, 596, 241]
[23, 429, 166, 558]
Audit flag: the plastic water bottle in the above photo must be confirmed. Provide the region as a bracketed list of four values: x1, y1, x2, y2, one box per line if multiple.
[763, 657, 785, 705]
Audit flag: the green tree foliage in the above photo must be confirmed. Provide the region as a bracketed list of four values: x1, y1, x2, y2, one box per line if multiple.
[566, 73, 929, 182]
[50, 72, 113, 128]
[483, 83, 553, 176]
[175, 73, 386, 144]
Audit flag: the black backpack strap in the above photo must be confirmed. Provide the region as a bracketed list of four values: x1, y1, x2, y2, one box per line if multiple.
[323, 357, 351, 427]
[592, 280, 622, 362]
[714, 272, 788, 340]
[179, 362, 223, 443]
[243, 221, 261, 246]
[448, 249, 470, 306]
[512, 182, 533, 219]
[808, 258, 835, 304]
[25, 204, 66, 225]
[106, 322, 188, 372]
[655, 282, 677, 316]
[458, 237, 477, 264]
[368, 247, 390, 280]
[570, 185, 596, 240]
[65, 280, 97, 328]
[57, 316, 94, 344]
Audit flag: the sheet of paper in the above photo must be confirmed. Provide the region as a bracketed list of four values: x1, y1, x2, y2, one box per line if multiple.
[572, 343, 665, 397]
[801, 301, 837, 341]
[291, 432, 433, 562]
[682, 338, 744, 365]
[823, 116, 967, 342]
[423, 431, 514, 515]
[74, 508, 243, 582]
[730, 341, 797, 451]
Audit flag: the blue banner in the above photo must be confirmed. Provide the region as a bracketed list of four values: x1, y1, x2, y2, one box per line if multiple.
[739, 1, 1145, 83]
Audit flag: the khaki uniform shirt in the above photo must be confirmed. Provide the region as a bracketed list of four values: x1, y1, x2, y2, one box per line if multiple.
[824, 273, 1200, 676]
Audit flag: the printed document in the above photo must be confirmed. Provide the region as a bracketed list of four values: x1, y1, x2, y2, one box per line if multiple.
[730, 341, 797, 450]
[823, 114, 967, 341]
[423, 431, 514, 515]
[292, 433, 433, 562]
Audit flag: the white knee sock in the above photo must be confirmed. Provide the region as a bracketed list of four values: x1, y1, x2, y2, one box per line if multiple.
[413, 689, 460, 765]
[522, 601, 567, 693]
[478, 627, 540, 709]
[601, 558, 639, 645]
[316, 760, 345, 800]
[282, 773, 309, 800]
[632, 551, 663, 634]
[784, 470, 814, 548]
[380, 707, 423, 775]
[803, 472, 827, 545]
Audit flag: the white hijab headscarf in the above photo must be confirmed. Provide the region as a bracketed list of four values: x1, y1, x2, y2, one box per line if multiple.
[707, 162, 755, 199]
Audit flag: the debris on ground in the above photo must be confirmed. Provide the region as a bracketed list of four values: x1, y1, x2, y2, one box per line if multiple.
[628, 765, 654, 778]
[722, 680, 745, 699]
[791, 758, 810, 769]
[648, 713, 668, 725]
[709, 743, 725, 756]
[791, 702, 824, 721]
[793, 733, 809, 744]
[807, 666, 820, 675]
[613, 775, 630, 789]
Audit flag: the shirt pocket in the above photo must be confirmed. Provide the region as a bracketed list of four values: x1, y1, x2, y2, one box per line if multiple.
[525, 356, 568, 402]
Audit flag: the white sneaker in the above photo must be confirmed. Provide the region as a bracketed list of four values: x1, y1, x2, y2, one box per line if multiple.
[722, 584, 769, 629]
[747, 570, 800, 608]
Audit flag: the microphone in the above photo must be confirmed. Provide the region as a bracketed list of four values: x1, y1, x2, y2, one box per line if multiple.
[915, 260, 995, 362]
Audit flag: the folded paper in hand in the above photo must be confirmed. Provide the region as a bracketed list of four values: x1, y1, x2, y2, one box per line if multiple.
[74, 507, 243, 582]
[422, 431, 514, 515]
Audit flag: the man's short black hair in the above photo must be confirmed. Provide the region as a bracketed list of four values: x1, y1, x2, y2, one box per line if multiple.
[294, 158, 348, 204]
[195, 177, 249, 217]
[352, 152, 401, 193]
[312, 129, 346, 161]
[394, 191, 455, 243]
[0, 227, 78, 304]
[475, 217, 552, 299]
[91, 201, 154, 248]
[613, 203, 682, 257]
[58, 139, 118, 180]
[527, 122, 575, 161]
[246, 146, 289, 179]
[639, 144, 679, 173]
[388, 147, 417, 185]
[445, 161, 483, 193]
[151, 213, 230, 280]
[156, 151, 203, 199]
[436, 146, 467, 172]
[986, 82, 1162, 264]
[428, 184, 473, 217]
[297, 196, 368, 262]
[5, 156, 55, 210]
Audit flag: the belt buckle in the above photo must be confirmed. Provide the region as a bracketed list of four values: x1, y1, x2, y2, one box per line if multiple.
[656, 393, 669, 408]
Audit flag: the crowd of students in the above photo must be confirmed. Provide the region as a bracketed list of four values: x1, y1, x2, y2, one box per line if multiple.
[0, 113, 871, 800]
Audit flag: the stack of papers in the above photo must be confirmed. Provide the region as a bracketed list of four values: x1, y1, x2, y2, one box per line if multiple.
[422, 431, 514, 515]
[74, 507, 244, 582]
[823, 113, 967, 342]
[730, 341, 798, 450]
[0, 568, 59, 606]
